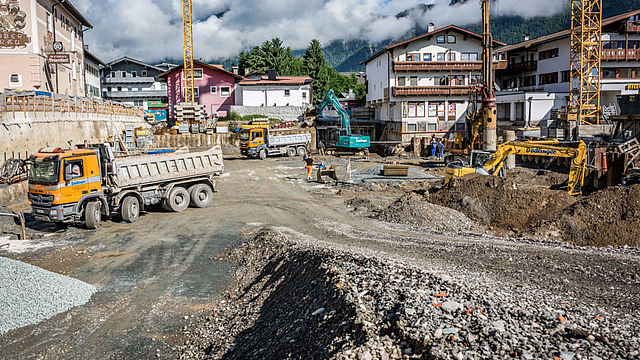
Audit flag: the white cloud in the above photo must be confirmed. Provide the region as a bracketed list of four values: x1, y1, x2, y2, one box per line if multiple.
[79, 0, 568, 64]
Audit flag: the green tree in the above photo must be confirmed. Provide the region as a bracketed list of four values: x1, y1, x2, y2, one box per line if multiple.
[303, 39, 329, 102]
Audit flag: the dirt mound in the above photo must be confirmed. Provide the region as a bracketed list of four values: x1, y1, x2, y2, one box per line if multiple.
[375, 193, 475, 233]
[543, 185, 640, 247]
[429, 175, 577, 233]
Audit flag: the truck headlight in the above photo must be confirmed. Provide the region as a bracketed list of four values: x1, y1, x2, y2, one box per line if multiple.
[50, 210, 57, 216]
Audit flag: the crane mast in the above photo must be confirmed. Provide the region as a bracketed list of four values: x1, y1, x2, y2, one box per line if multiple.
[481, 0, 497, 151]
[182, 0, 195, 104]
[569, 0, 602, 125]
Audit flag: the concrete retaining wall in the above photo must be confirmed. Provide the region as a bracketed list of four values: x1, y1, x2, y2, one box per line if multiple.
[229, 106, 307, 122]
[0, 111, 150, 160]
[0, 182, 27, 207]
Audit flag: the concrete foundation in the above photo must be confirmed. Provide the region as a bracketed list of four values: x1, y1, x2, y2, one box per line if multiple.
[0, 111, 149, 161]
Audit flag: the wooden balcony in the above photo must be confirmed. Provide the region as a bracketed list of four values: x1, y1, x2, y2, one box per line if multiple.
[624, 22, 640, 33]
[392, 86, 471, 96]
[501, 60, 537, 74]
[602, 49, 640, 61]
[393, 60, 507, 72]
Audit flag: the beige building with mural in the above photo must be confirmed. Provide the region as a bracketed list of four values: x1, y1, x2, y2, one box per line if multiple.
[0, 0, 91, 96]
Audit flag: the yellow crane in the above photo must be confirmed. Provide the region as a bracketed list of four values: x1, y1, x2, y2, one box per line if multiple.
[181, 0, 195, 104]
[480, 0, 497, 151]
[569, 0, 602, 125]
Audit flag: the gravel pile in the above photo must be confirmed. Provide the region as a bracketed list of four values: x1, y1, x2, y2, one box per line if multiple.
[0, 256, 96, 334]
[178, 228, 640, 359]
[375, 193, 475, 233]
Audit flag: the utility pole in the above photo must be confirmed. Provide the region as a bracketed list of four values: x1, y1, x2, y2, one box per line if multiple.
[481, 0, 497, 151]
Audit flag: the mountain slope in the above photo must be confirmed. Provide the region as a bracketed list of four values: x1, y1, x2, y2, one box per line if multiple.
[325, 0, 640, 72]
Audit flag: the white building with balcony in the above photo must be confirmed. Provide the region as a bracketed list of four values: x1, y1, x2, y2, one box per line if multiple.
[100, 57, 167, 109]
[496, 9, 640, 126]
[364, 25, 506, 143]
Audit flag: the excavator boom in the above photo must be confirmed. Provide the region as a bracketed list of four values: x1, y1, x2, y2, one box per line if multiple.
[318, 90, 370, 150]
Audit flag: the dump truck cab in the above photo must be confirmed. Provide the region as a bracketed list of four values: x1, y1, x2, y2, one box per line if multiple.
[239, 127, 267, 156]
[29, 147, 105, 223]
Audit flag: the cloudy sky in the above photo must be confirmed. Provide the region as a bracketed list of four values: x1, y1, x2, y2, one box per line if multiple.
[75, 0, 568, 64]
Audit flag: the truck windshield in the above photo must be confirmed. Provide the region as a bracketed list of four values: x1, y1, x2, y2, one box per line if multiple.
[29, 158, 60, 185]
[240, 130, 250, 141]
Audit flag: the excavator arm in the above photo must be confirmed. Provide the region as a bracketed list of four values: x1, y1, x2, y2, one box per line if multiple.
[318, 90, 351, 135]
[481, 140, 587, 195]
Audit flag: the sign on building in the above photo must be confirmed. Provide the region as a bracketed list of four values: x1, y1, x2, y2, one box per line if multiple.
[0, 1, 31, 48]
[48, 53, 71, 64]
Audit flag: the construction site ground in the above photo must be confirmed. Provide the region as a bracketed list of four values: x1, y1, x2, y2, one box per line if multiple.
[1, 156, 639, 359]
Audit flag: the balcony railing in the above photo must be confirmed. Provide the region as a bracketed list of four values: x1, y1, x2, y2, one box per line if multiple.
[102, 76, 158, 84]
[501, 60, 537, 74]
[392, 86, 471, 96]
[393, 60, 507, 71]
[103, 90, 168, 99]
[624, 22, 640, 33]
[602, 49, 640, 61]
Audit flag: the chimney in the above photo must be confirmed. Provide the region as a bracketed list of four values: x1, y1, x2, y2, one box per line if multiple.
[232, 66, 239, 74]
[268, 68, 277, 81]
[523, 33, 531, 42]
[428, 23, 435, 33]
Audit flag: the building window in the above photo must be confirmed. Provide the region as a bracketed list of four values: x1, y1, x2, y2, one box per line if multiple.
[448, 35, 456, 44]
[194, 68, 203, 79]
[539, 72, 559, 85]
[404, 102, 425, 118]
[210, 86, 217, 94]
[423, 54, 432, 62]
[461, 53, 479, 61]
[302, 92, 307, 101]
[220, 86, 230, 97]
[117, 86, 122, 91]
[141, 70, 147, 76]
[110, 71, 115, 78]
[437, 53, 445, 62]
[398, 77, 406, 87]
[539, 48, 560, 60]
[407, 53, 420, 62]
[410, 76, 418, 87]
[448, 53, 456, 62]
[436, 76, 449, 86]
[284, 89, 290, 97]
[122, 71, 127, 78]
[561, 70, 571, 83]
[407, 124, 417, 132]
[131, 71, 137, 77]
[183, 87, 199, 98]
[437, 35, 445, 44]
[451, 75, 465, 85]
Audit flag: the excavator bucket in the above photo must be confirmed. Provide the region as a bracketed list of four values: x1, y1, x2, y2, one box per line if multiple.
[317, 166, 339, 184]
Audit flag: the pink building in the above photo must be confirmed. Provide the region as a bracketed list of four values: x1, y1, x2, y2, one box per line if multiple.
[157, 60, 244, 121]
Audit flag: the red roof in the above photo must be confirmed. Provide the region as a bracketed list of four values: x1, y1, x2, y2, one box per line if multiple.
[239, 76, 312, 86]
[156, 60, 244, 80]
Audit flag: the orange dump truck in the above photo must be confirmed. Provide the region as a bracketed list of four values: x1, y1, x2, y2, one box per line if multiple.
[28, 145, 224, 229]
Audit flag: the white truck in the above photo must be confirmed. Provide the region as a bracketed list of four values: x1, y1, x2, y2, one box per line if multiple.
[239, 127, 312, 159]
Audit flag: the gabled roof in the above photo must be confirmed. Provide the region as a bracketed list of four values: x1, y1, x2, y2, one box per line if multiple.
[155, 60, 245, 80]
[363, 24, 506, 65]
[104, 57, 166, 72]
[61, 1, 92, 28]
[499, 8, 640, 53]
[238, 76, 312, 86]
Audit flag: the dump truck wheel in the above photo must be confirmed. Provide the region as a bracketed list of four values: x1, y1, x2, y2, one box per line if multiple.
[286, 147, 296, 157]
[164, 187, 190, 212]
[189, 184, 213, 208]
[85, 201, 101, 229]
[297, 146, 306, 156]
[121, 196, 140, 223]
[259, 149, 267, 160]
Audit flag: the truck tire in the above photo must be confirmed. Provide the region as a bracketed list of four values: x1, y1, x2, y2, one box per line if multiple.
[259, 149, 267, 160]
[163, 187, 190, 212]
[189, 184, 213, 208]
[286, 147, 296, 157]
[85, 201, 101, 229]
[121, 196, 140, 223]
[297, 146, 306, 156]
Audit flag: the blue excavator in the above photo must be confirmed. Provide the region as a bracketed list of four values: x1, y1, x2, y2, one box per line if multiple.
[317, 90, 371, 152]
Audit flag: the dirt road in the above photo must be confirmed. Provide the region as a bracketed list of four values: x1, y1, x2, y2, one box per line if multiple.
[1, 157, 639, 359]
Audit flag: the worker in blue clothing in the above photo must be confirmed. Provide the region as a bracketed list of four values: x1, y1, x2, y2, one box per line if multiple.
[437, 139, 445, 160]
[430, 136, 437, 158]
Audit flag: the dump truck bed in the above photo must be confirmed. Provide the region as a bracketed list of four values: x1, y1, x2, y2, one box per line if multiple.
[268, 133, 312, 147]
[112, 146, 224, 188]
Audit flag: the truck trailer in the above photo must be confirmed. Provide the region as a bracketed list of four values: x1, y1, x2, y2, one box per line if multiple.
[240, 127, 311, 159]
[28, 145, 224, 229]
